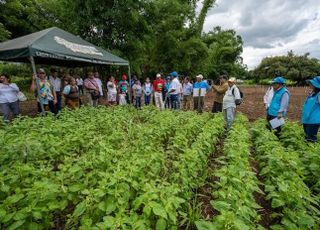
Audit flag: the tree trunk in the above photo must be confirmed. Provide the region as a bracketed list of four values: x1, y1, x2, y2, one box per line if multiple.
[196, 0, 216, 36]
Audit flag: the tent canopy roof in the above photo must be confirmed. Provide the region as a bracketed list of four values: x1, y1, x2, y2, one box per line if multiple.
[0, 27, 129, 66]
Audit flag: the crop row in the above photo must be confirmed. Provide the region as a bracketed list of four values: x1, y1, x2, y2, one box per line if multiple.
[196, 115, 263, 230]
[280, 122, 320, 193]
[252, 120, 320, 229]
[0, 106, 225, 230]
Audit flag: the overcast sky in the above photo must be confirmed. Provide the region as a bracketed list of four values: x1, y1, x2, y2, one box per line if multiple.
[200, 0, 320, 69]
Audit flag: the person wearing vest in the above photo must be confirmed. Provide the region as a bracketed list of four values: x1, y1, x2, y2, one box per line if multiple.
[193, 74, 209, 113]
[267, 77, 290, 135]
[63, 77, 80, 109]
[301, 76, 320, 142]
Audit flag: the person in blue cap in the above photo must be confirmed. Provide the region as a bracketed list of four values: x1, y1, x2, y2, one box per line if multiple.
[167, 71, 180, 110]
[267, 76, 290, 135]
[301, 76, 320, 142]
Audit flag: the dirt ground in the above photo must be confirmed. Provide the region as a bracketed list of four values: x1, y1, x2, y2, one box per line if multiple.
[16, 86, 308, 121]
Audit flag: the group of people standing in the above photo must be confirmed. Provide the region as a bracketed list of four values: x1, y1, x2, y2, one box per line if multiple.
[0, 68, 319, 142]
[263, 76, 320, 142]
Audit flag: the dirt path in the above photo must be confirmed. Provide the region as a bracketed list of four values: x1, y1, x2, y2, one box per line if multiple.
[197, 134, 226, 220]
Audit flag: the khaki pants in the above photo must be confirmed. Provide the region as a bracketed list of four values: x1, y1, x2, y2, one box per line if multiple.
[154, 92, 164, 109]
[193, 96, 204, 113]
[183, 95, 192, 111]
[86, 90, 98, 107]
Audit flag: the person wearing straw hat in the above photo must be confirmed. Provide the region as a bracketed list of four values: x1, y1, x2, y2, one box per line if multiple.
[193, 74, 209, 113]
[267, 76, 290, 135]
[301, 76, 320, 142]
[223, 77, 241, 129]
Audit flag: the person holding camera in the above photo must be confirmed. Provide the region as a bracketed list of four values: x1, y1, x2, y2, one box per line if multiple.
[212, 75, 229, 113]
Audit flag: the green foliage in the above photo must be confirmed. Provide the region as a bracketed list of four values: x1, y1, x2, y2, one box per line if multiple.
[0, 106, 225, 229]
[0, 0, 246, 79]
[252, 120, 320, 229]
[252, 51, 320, 85]
[196, 114, 262, 229]
[280, 122, 320, 193]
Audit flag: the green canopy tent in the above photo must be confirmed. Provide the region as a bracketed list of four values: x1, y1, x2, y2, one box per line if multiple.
[0, 27, 131, 112]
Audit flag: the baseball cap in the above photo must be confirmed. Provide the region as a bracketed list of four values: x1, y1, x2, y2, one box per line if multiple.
[271, 77, 285, 84]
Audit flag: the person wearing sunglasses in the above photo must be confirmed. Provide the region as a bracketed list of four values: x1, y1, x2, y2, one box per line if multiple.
[30, 68, 57, 114]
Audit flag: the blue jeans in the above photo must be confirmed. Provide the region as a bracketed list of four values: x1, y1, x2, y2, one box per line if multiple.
[55, 91, 62, 113]
[303, 124, 320, 142]
[135, 97, 141, 108]
[170, 94, 179, 110]
[0, 101, 20, 121]
[144, 95, 151, 105]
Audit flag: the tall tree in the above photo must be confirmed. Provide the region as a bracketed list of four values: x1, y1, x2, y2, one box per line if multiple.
[253, 51, 320, 85]
[196, 0, 216, 36]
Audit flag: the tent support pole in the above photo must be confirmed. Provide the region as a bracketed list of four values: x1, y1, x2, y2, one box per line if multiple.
[128, 64, 132, 104]
[29, 56, 45, 115]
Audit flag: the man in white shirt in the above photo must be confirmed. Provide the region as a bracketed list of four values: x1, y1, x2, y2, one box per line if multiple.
[49, 68, 62, 113]
[76, 76, 84, 95]
[263, 86, 274, 109]
[0, 74, 20, 122]
[223, 77, 241, 129]
[167, 71, 180, 110]
[94, 72, 103, 97]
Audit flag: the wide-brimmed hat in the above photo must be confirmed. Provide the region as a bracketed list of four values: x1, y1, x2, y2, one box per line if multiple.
[271, 77, 285, 84]
[307, 76, 320, 89]
[156, 73, 161, 78]
[228, 77, 236, 83]
[196, 74, 204, 79]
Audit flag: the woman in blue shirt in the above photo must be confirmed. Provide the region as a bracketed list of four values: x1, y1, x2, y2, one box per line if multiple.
[302, 76, 320, 142]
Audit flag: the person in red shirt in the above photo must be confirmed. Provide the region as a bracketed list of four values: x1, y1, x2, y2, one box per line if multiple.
[153, 73, 165, 109]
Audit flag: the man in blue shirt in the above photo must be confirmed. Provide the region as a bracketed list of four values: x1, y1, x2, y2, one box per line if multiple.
[267, 77, 290, 135]
[193, 74, 209, 113]
[182, 76, 193, 111]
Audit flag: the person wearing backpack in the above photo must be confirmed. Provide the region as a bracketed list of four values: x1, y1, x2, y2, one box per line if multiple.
[223, 77, 241, 129]
[301, 76, 320, 142]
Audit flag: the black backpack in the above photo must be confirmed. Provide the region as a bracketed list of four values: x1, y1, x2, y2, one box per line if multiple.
[232, 86, 244, 105]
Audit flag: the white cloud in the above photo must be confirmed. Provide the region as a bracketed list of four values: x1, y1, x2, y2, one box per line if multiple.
[201, 0, 320, 69]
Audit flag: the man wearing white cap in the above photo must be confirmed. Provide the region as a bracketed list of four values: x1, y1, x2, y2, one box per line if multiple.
[193, 74, 209, 113]
[223, 77, 241, 129]
[153, 73, 165, 109]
